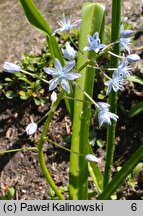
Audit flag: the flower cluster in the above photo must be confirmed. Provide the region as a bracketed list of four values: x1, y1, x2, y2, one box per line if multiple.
[2, 15, 141, 131]
[105, 55, 140, 95]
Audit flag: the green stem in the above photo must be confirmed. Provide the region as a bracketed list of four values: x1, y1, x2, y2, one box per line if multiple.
[38, 90, 65, 200]
[103, 0, 122, 189]
[21, 69, 50, 84]
[46, 138, 84, 156]
[73, 81, 99, 109]
[0, 147, 37, 155]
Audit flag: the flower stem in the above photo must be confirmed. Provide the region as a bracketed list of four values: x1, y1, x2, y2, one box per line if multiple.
[73, 81, 100, 109]
[0, 147, 37, 155]
[21, 69, 50, 84]
[38, 90, 65, 200]
[103, 0, 122, 189]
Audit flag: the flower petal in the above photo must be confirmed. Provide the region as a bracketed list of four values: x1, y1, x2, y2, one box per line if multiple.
[97, 102, 110, 110]
[120, 30, 134, 38]
[104, 80, 112, 95]
[61, 79, 70, 94]
[43, 67, 58, 76]
[63, 61, 75, 73]
[49, 77, 60, 91]
[54, 58, 62, 71]
[72, 19, 81, 27]
[65, 72, 81, 80]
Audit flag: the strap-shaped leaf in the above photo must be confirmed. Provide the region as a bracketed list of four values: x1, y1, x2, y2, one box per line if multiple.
[19, 0, 64, 64]
[69, 2, 105, 200]
[98, 144, 143, 200]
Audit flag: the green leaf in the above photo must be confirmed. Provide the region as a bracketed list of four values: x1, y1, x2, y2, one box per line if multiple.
[127, 75, 143, 85]
[5, 78, 13, 82]
[18, 77, 34, 86]
[88, 145, 103, 192]
[34, 98, 41, 106]
[7, 187, 15, 200]
[98, 144, 143, 200]
[19, 0, 64, 64]
[128, 101, 143, 118]
[19, 91, 29, 100]
[0, 83, 5, 90]
[5, 91, 17, 99]
[69, 2, 105, 200]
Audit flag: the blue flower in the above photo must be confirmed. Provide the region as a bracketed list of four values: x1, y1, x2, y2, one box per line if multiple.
[120, 25, 134, 38]
[105, 71, 126, 95]
[3, 61, 21, 73]
[26, 121, 38, 135]
[105, 59, 131, 95]
[44, 58, 81, 94]
[84, 32, 106, 53]
[119, 25, 134, 53]
[118, 59, 131, 78]
[97, 102, 119, 127]
[61, 42, 76, 61]
[119, 37, 131, 53]
[53, 14, 81, 35]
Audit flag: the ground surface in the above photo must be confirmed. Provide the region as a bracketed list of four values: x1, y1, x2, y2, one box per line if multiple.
[0, 0, 143, 200]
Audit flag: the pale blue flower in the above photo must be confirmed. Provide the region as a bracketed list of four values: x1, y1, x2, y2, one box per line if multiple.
[3, 61, 21, 73]
[26, 121, 38, 135]
[105, 70, 127, 95]
[53, 14, 81, 35]
[61, 42, 76, 61]
[97, 102, 119, 127]
[119, 25, 134, 53]
[84, 32, 106, 53]
[105, 59, 131, 95]
[127, 54, 140, 63]
[44, 58, 81, 94]
[118, 59, 131, 78]
[119, 37, 131, 53]
[120, 25, 134, 38]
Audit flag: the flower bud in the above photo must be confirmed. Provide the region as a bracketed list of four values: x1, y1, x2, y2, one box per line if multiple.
[127, 54, 140, 63]
[50, 91, 57, 104]
[85, 154, 101, 163]
[3, 61, 21, 73]
[25, 121, 38, 135]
